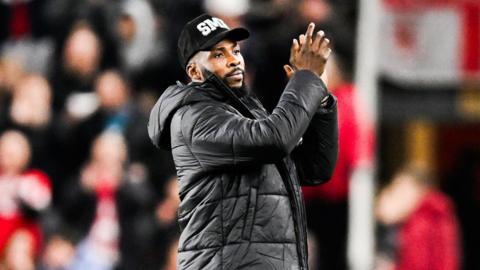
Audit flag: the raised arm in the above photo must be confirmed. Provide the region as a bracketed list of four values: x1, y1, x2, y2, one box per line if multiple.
[293, 93, 338, 185]
[286, 25, 338, 184]
[178, 70, 328, 169]
[178, 23, 333, 169]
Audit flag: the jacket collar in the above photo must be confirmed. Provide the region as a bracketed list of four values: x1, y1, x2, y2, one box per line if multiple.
[203, 74, 248, 97]
[203, 74, 256, 119]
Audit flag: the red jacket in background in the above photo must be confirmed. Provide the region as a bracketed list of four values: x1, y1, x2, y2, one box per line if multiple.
[0, 169, 51, 258]
[396, 190, 461, 270]
[302, 83, 361, 202]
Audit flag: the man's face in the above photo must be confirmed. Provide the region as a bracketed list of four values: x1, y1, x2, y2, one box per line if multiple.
[200, 39, 245, 89]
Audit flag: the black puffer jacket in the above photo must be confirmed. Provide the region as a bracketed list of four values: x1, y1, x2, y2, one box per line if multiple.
[148, 70, 338, 270]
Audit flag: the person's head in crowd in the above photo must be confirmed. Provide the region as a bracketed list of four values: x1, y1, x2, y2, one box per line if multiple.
[117, 0, 156, 44]
[2, 230, 36, 270]
[63, 23, 102, 80]
[0, 130, 31, 176]
[81, 132, 128, 191]
[204, 0, 249, 25]
[92, 131, 128, 166]
[178, 14, 249, 91]
[40, 234, 76, 270]
[117, 0, 158, 71]
[0, 58, 26, 93]
[117, 14, 136, 43]
[95, 70, 130, 111]
[298, 0, 332, 24]
[376, 164, 434, 225]
[9, 74, 52, 128]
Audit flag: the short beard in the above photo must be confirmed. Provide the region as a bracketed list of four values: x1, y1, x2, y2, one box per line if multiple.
[200, 67, 247, 92]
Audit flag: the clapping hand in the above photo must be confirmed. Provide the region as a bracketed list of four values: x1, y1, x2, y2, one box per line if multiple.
[284, 23, 331, 83]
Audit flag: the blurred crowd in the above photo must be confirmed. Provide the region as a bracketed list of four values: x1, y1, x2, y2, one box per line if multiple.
[0, 0, 464, 270]
[0, 0, 357, 269]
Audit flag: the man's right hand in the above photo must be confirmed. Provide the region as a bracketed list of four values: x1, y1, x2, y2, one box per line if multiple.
[289, 23, 331, 78]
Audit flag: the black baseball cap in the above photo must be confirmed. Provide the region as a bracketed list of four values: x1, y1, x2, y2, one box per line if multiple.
[177, 14, 250, 69]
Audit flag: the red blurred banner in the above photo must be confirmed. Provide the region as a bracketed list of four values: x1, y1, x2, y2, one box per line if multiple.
[379, 0, 480, 83]
[384, 0, 480, 9]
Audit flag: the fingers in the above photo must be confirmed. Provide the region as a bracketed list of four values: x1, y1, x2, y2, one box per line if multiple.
[319, 37, 332, 59]
[312, 30, 331, 61]
[299, 34, 306, 47]
[299, 23, 315, 52]
[298, 24, 330, 57]
[290, 23, 332, 76]
[292, 38, 300, 54]
[312, 30, 325, 51]
[305, 22, 315, 47]
[289, 38, 300, 66]
[324, 47, 332, 59]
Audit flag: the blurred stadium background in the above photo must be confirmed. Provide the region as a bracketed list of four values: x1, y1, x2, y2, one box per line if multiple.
[0, 0, 478, 269]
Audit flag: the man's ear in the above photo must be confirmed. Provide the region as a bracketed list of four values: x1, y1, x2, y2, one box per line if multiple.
[187, 63, 204, 82]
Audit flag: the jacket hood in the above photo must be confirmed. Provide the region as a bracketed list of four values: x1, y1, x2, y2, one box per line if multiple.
[148, 76, 229, 149]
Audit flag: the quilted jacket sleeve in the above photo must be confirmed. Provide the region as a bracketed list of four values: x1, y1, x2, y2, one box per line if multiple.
[292, 94, 338, 185]
[179, 70, 329, 169]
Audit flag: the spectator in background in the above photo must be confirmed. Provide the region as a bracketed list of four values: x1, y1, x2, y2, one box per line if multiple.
[0, 0, 54, 76]
[42, 0, 120, 70]
[50, 23, 102, 113]
[58, 132, 126, 270]
[298, 0, 331, 24]
[116, 0, 167, 90]
[65, 70, 158, 183]
[7, 75, 52, 128]
[375, 165, 460, 270]
[0, 74, 65, 199]
[0, 57, 26, 94]
[0, 57, 26, 123]
[39, 234, 76, 270]
[204, 0, 249, 24]
[0, 130, 52, 269]
[2, 229, 38, 270]
[302, 52, 360, 270]
[55, 132, 157, 270]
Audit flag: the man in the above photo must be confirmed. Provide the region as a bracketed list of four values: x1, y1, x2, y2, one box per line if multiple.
[148, 14, 338, 270]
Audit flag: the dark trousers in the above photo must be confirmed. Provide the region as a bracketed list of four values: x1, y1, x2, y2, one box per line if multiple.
[306, 200, 348, 270]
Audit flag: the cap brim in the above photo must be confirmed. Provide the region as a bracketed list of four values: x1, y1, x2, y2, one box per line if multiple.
[199, 27, 250, 51]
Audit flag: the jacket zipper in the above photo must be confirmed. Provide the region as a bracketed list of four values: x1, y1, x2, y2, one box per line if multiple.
[275, 161, 307, 270]
[208, 75, 308, 269]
